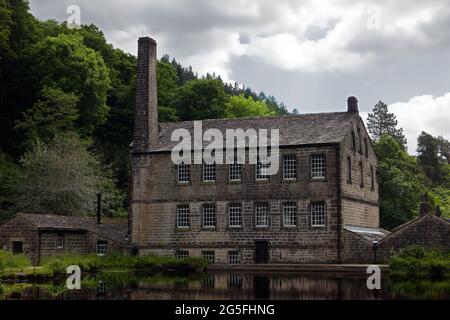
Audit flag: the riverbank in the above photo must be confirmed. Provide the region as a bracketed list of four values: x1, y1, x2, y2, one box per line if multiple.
[0, 251, 208, 280]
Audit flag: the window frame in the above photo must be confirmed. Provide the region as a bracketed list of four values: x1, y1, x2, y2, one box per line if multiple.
[201, 251, 215, 263]
[176, 204, 190, 229]
[283, 155, 297, 180]
[202, 162, 216, 182]
[176, 250, 189, 259]
[228, 251, 241, 265]
[359, 161, 364, 188]
[56, 233, 65, 249]
[282, 202, 297, 227]
[347, 156, 352, 183]
[311, 201, 326, 227]
[202, 203, 217, 229]
[311, 154, 326, 179]
[255, 202, 269, 228]
[176, 162, 190, 184]
[255, 159, 270, 181]
[97, 240, 108, 256]
[228, 161, 243, 182]
[228, 203, 242, 228]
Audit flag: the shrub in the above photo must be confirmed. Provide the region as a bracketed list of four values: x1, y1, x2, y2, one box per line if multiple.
[0, 250, 32, 272]
[390, 246, 450, 279]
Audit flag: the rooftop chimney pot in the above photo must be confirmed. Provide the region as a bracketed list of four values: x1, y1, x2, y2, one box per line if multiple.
[347, 96, 359, 113]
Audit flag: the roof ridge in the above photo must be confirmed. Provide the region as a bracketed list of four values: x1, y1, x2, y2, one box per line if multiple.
[159, 111, 351, 126]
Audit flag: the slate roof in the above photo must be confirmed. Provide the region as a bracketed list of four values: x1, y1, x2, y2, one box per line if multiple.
[152, 112, 356, 152]
[17, 213, 128, 244]
[344, 225, 390, 244]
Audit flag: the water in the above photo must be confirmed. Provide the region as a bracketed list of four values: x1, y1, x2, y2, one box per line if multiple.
[1, 272, 449, 300]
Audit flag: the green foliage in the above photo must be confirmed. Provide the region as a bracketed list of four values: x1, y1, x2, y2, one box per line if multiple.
[375, 135, 424, 229]
[173, 78, 228, 121]
[0, 154, 19, 223]
[0, 250, 32, 272]
[417, 132, 450, 186]
[15, 86, 79, 148]
[29, 33, 111, 137]
[367, 100, 407, 149]
[428, 186, 450, 218]
[390, 246, 450, 279]
[225, 94, 277, 118]
[41, 252, 209, 276]
[14, 133, 125, 216]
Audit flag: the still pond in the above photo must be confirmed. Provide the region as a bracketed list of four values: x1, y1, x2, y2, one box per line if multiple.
[1, 272, 449, 300]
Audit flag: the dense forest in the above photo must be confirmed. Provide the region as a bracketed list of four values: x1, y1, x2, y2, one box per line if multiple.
[0, 0, 449, 229]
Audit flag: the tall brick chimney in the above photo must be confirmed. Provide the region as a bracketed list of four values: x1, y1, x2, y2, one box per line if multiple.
[347, 96, 359, 114]
[133, 37, 159, 152]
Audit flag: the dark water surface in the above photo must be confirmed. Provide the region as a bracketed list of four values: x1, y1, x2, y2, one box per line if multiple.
[1, 272, 449, 300]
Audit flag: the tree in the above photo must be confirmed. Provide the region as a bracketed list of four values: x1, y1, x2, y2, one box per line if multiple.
[29, 33, 111, 137]
[173, 78, 228, 121]
[14, 134, 125, 216]
[0, 153, 19, 223]
[367, 101, 407, 148]
[225, 94, 276, 118]
[375, 135, 424, 229]
[15, 86, 79, 148]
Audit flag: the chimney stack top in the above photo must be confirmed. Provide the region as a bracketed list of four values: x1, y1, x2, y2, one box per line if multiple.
[347, 96, 359, 113]
[138, 36, 157, 45]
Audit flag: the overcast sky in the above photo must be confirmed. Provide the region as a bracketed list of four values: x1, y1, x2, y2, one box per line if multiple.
[29, 0, 450, 153]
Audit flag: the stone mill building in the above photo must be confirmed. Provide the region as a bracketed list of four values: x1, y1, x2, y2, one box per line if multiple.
[130, 36, 383, 265]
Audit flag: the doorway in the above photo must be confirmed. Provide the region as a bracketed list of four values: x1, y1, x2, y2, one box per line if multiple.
[255, 240, 269, 263]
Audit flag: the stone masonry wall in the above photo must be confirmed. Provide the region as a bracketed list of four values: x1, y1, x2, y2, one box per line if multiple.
[340, 116, 379, 228]
[0, 216, 39, 265]
[132, 146, 341, 263]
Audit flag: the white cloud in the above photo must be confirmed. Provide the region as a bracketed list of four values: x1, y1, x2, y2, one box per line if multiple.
[29, 0, 450, 80]
[388, 93, 450, 154]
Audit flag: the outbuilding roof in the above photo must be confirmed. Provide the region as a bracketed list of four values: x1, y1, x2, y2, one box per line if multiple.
[17, 213, 128, 244]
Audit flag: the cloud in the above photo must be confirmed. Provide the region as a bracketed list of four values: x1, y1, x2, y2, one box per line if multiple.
[388, 93, 450, 153]
[29, 0, 450, 81]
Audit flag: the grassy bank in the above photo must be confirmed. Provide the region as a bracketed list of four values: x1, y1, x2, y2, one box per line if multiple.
[389, 246, 450, 279]
[0, 250, 208, 280]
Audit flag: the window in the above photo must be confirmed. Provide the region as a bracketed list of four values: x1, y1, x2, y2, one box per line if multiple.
[351, 131, 356, 150]
[283, 202, 297, 227]
[176, 250, 189, 259]
[56, 233, 64, 248]
[347, 157, 352, 183]
[11, 241, 23, 255]
[311, 202, 326, 227]
[359, 161, 364, 188]
[283, 155, 297, 180]
[176, 162, 190, 183]
[177, 205, 190, 228]
[228, 203, 242, 228]
[255, 203, 269, 227]
[364, 138, 368, 157]
[256, 160, 269, 180]
[97, 240, 108, 256]
[370, 166, 375, 190]
[357, 128, 362, 153]
[202, 204, 216, 228]
[202, 251, 215, 263]
[228, 251, 241, 265]
[202, 162, 216, 182]
[311, 154, 326, 179]
[229, 161, 242, 181]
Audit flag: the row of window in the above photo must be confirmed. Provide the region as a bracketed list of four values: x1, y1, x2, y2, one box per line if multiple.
[176, 154, 326, 183]
[176, 201, 327, 229]
[351, 128, 369, 157]
[55, 233, 108, 256]
[346, 158, 376, 189]
[176, 250, 241, 265]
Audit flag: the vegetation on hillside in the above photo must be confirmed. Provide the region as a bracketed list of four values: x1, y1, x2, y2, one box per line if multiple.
[0, 0, 289, 222]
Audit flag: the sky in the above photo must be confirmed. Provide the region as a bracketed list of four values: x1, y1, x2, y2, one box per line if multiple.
[29, 0, 450, 153]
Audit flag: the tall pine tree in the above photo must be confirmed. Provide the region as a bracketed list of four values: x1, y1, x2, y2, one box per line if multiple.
[367, 100, 407, 149]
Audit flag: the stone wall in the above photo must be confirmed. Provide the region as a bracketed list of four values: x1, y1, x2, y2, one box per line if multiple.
[0, 215, 39, 264]
[341, 229, 375, 263]
[340, 116, 379, 228]
[132, 146, 341, 263]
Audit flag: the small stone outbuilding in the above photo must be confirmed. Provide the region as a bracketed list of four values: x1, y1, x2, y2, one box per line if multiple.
[0, 213, 129, 265]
